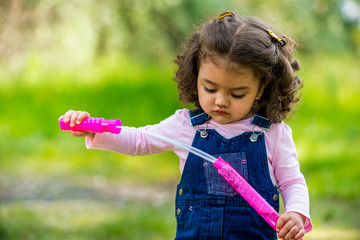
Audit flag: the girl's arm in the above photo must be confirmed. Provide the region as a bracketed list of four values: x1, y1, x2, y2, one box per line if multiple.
[60, 109, 193, 171]
[85, 110, 187, 156]
[272, 123, 313, 236]
[60, 109, 185, 156]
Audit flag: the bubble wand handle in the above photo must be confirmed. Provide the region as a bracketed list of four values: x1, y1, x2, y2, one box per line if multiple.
[59, 117, 121, 134]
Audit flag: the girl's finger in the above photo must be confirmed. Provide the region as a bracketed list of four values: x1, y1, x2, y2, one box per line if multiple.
[70, 111, 81, 127]
[71, 131, 95, 139]
[58, 115, 64, 122]
[63, 110, 75, 123]
[278, 219, 296, 239]
[71, 131, 87, 137]
[76, 112, 90, 124]
[276, 214, 290, 233]
[294, 229, 305, 240]
[282, 224, 299, 240]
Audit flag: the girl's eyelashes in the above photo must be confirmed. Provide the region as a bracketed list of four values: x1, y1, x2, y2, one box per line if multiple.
[204, 86, 246, 99]
[204, 86, 216, 93]
[231, 93, 246, 99]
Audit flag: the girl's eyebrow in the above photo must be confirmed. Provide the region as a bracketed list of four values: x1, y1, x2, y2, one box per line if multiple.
[203, 78, 250, 91]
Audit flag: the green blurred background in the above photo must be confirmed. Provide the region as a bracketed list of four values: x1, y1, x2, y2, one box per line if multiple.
[0, 0, 359, 239]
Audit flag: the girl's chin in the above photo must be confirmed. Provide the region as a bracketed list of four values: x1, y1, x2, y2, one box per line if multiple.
[210, 115, 234, 124]
[209, 113, 251, 124]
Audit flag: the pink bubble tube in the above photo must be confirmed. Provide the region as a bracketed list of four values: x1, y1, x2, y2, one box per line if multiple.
[59, 117, 121, 134]
[59, 116, 303, 239]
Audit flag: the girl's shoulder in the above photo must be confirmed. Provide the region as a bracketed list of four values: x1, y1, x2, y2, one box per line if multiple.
[174, 108, 192, 118]
[268, 121, 293, 136]
[157, 108, 192, 129]
[265, 121, 295, 153]
[166, 108, 192, 123]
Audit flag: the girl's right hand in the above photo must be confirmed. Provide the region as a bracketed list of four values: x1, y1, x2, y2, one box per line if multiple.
[59, 110, 95, 139]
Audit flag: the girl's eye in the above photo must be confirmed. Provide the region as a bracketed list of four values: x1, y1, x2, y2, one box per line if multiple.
[232, 93, 246, 99]
[204, 86, 216, 93]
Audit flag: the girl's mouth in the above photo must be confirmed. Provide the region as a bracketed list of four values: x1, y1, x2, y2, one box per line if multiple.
[215, 109, 229, 115]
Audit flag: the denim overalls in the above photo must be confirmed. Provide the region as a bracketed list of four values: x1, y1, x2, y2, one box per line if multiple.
[175, 109, 279, 240]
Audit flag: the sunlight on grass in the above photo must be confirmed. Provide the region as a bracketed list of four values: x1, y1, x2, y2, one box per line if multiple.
[2, 200, 359, 240]
[23, 201, 118, 230]
[305, 227, 360, 240]
[0, 199, 176, 240]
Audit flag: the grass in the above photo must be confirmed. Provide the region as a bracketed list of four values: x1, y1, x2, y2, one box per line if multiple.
[0, 200, 176, 240]
[0, 53, 360, 239]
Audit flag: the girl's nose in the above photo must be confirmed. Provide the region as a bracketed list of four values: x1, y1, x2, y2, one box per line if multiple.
[215, 93, 229, 107]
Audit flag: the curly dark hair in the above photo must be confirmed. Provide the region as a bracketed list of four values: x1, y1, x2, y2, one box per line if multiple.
[174, 12, 302, 123]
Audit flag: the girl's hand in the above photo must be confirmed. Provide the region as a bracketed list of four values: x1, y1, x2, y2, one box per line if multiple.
[59, 110, 95, 139]
[276, 211, 305, 240]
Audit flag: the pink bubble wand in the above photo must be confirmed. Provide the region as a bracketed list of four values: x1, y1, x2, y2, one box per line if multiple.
[59, 116, 303, 238]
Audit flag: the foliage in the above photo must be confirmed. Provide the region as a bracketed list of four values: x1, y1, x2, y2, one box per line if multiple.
[1, 0, 359, 70]
[0, 0, 360, 239]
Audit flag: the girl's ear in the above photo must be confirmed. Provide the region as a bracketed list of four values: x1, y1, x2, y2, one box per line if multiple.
[256, 81, 267, 100]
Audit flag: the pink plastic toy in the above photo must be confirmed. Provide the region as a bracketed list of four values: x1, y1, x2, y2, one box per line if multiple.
[214, 158, 280, 229]
[215, 157, 304, 239]
[59, 117, 121, 134]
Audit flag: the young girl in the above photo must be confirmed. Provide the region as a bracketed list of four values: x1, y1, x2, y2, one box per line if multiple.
[61, 12, 312, 240]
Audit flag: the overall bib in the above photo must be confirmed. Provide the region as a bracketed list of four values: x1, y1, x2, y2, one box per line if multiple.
[175, 109, 279, 240]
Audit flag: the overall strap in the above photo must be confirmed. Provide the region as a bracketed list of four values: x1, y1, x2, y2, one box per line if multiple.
[190, 110, 271, 129]
[189, 109, 210, 126]
[251, 114, 272, 129]
[250, 114, 272, 143]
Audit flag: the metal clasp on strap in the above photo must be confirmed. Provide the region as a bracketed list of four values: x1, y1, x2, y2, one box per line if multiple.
[250, 114, 270, 143]
[197, 121, 209, 139]
[250, 125, 264, 142]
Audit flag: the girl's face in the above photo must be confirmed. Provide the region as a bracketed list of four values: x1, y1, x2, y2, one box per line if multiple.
[197, 58, 265, 124]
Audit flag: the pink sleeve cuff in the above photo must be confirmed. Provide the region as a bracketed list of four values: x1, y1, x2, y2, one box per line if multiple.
[85, 136, 94, 148]
[304, 217, 313, 233]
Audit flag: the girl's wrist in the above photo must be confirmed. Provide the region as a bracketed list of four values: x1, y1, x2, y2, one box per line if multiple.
[87, 132, 95, 139]
[288, 211, 306, 224]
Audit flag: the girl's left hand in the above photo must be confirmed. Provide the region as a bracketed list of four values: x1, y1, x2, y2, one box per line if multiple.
[276, 211, 305, 240]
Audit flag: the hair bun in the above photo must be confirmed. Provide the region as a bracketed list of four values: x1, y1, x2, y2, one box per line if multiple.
[291, 60, 300, 71]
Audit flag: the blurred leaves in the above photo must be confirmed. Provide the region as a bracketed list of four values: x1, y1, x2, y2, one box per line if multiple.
[1, 0, 360, 72]
[0, 0, 231, 70]
[0, 0, 360, 239]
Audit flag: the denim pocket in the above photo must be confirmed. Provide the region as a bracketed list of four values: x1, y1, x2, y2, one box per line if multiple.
[203, 152, 249, 197]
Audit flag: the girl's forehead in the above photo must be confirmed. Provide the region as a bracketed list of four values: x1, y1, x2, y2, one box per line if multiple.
[201, 56, 255, 77]
[199, 58, 260, 88]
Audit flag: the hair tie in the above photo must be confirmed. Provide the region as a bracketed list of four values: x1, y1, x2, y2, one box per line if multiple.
[215, 12, 234, 20]
[266, 29, 286, 47]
